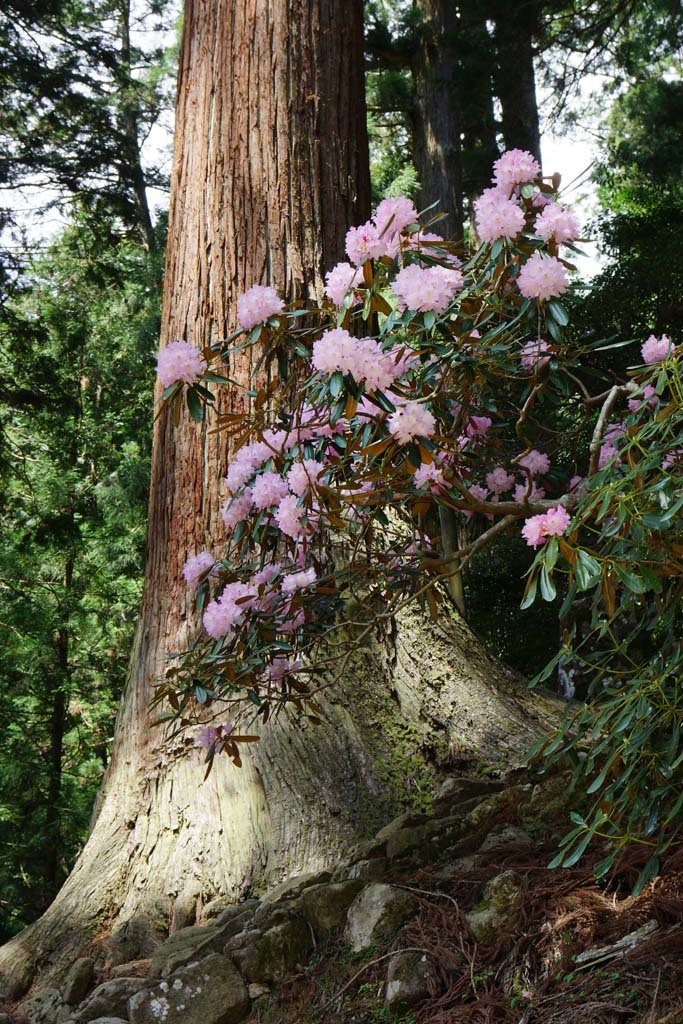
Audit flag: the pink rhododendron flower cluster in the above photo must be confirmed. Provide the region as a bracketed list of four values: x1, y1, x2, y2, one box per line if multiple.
[251, 471, 290, 510]
[287, 459, 325, 496]
[221, 488, 253, 529]
[486, 467, 515, 494]
[236, 285, 285, 330]
[391, 264, 463, 314]
[182, 551, 215, 588]
[513, 480, 545, 502]
[628, 385, 657, 412]
[521, 338, 551, 372]
[281, 567, 317, 594]
[461, 484, 489, 518]
[203, 581, 257, 638]
[225, 441, 272, 491]
[465, 415, 492, 438]
[274, 494, 310, 540]
[324, 262, 363, 306]
[387, 401, 436, 445]
[517, 253, 569, 301]
[311, 328, 405, 393]
[518, 449, 550, 476]
[197, 720, 234, 752]
[522, 505, 571, 548]
[492, 149, 541, 193]
[534, 203, 580, 244]
[641, 334, 675, 364]
[156, 340, 205, 388]
[474, 188, 525, 243]
[413, 462, 446, 491]
[374, 196, 419, 238]
[598, 443, 620, 469]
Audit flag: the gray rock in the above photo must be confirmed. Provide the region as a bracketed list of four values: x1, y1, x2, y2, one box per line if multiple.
[261, 871, 332, 905]
[344, 884, 418, 953]
[375, 811, 429, 842]
[466, 870, 524, 944]
[62, 959, 95, 1006]
[201, 896, 234, 922]
[72, 977, 146, 1023]
[148, 907, 255, 981]
[345, 858, 389, 883]
[385, 949, 435, 1013]
[300, 881, 363, 940]
[385, 813, 468, 862]
[104, 914, 165, 967]
[109, 962, 150, 980]
[128, 954, 249, 1024]
[432, 776, 502, 815]
[226, 913, 312, 983]
[23, 987, 67, 1024]
[148, 923, 226, 981]
[215, 900, 259, 927]
[478, 826, 532, 853]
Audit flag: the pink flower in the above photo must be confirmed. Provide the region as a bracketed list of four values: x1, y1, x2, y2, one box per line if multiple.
[373, 196, 418, 239]
[641, 334, 675, 364]
[281, 567, 317, 594]
[196, 726, 220, 750]
[225, 441, 271, 491]
[474, 188, 525, 243]
[236, 285, 285, 329]
[274, 494, 307, 540]
[413, 462, 445, 491]
[569, 475, 588, 494]
[387, 401, 436, 444]
[521, 514, 547, 548]
[221, 488, 253, 530]
[517, 253, 569, 302]
[598, 443, 620, 469]
[324, 262, 363, 306]
[182, 551, 215, 588]
[521, 338, 551, 372]
[492, 149, 541, 193]
[663, 449, 683, 471]
[156, 340, 206, 387]
[268, 657, 302, 683]
[311, 327, 358, 376]
[627, 385, 657, 412]
[544, 505, 571, 536]
[251, 471, 290, 510]
[521, 505, 571, 548]
[462, 484, 489, 518]
[513, 481, 545, 502]
[391, 264, 463, 314]
[345, 220, 386, 265]
[465, 415, 492, 438]
[486, 467, 515, 494]
[518, 449, 550, 477]
[287, 459, 325, 496]
[203, 581, 256, 638]
[534, 203, 580, 244]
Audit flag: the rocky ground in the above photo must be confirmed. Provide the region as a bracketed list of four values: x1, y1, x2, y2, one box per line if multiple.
[4, 769, 683, 1024]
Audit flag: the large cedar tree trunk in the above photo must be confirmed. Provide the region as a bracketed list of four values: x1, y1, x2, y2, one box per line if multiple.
[412, 0, 464, 241]
[0, 0, 559, 1000]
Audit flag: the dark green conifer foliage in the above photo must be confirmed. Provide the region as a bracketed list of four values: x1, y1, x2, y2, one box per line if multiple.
[0, 217, 161, 940]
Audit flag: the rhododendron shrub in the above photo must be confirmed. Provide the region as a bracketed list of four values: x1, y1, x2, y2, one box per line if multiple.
[155, 152, 683, 892]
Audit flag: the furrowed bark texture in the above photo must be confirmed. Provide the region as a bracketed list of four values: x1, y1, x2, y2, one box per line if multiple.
[492, 0, 542, 164]
[0, 0, 559, 1001]
[412, 0, 464, 240]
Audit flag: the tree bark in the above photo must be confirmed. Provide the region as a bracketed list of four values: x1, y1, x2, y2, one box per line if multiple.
[412, 0, 464, 240]
[0, 0, 559, 1002]
[492, 0, 542, 165]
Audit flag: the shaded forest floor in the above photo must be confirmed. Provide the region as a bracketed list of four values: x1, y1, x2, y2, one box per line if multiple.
[254, 785, 683, 1024]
